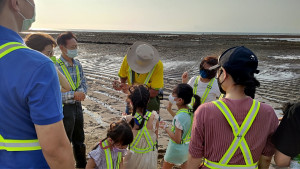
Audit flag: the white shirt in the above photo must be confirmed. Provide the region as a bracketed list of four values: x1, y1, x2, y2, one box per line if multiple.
[187, 76, 221, 103]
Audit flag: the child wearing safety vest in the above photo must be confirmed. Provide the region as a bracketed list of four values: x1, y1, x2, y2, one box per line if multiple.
[86, 120, 133, 169]
[122, 85, 159, 169]
[161, 83, 201, 169]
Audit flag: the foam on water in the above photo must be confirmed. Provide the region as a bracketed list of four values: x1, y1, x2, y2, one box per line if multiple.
[253, 37, 300, 42]
[268, 55, 300, 60]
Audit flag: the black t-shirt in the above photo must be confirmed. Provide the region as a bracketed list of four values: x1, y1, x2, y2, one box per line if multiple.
[272, 102, 300, 158]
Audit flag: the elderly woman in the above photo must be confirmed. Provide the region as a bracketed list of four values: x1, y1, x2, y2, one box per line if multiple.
[24, 33, 71, 92]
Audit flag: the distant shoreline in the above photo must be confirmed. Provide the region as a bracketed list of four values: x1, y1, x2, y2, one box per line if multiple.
[25, 29, 300, 36]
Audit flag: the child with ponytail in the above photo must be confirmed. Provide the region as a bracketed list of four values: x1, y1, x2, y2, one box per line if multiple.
[86, 120, 133, 169]
[123, 85, 159, 169]
[161, 83, 201, 169]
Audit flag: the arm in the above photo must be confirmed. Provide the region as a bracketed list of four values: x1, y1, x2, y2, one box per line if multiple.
[182, 71, 189, 83]
[187, 153, 203, 169]
[258, 155, 272, 169]
[86, 158, 97, 169]
[166, 102, 176, 117]
[56, 67, 71, 92]
[76, 62, 88, 94]
[149, 88, 159, 98]
[35, 121, 75, 169]
[165, 126, 182, 144]
[274, 149, 291, 167]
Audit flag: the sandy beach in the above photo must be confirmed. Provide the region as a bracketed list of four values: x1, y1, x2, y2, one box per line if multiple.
[21, 31, 300, 168]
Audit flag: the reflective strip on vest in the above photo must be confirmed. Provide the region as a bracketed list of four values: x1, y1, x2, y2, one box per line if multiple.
[0, 42, 41, 151]
[204, 100, 260, 169]
[171, 109, 193, 144]
[204, 159, 258, 169]
[219, 93, 225, 99]
[102, 140, 122, 169]
[0, 42, 28, 59]
[128, 64, 157, 86]
[129, 111, 157, 153]
[191, 76, 214, 105]
[58, 59, 80, 91]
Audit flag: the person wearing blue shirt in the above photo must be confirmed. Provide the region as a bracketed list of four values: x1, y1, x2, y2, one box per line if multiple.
[0, 0, 74, 168]
[56, 31, 88, 168]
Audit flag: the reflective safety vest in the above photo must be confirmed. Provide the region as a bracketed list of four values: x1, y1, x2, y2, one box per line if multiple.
[57, 59, 80, 91]
[129, 111, 157, 153]
[204, 100, 261, 169]
[0, 42, 41, 151]
[171, 108, 193, 144]
[219, 93, 225, 99]
[128, 64, 157, 86]
[102, 140, 122, 169]
[191, 76, 215, 105]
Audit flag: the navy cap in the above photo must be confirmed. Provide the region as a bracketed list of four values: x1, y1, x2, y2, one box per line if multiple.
[209, 46, 259, 75]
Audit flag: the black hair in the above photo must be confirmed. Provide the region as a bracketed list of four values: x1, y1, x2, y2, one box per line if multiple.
[98, 120, 133, 148]
[173, 83, 201, 113]
[128, 85, 150, 129]
[57, 31, 77, 46]
[228, 71, 260, 99]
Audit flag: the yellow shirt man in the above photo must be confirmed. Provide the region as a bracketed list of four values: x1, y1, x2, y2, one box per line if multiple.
[114, 41, 164, 113]
[118, 55, 164, 90]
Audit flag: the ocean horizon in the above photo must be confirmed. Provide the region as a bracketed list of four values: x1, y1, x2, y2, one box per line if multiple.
[29, 28, 300, 36]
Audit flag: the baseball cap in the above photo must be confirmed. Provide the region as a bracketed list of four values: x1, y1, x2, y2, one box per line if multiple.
[209, 46, 259, 75]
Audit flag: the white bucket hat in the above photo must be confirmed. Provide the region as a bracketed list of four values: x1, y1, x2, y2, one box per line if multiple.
[127, 41, 160, 74]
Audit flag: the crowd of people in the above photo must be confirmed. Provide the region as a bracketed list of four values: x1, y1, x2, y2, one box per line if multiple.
[0, 0, 299, 169]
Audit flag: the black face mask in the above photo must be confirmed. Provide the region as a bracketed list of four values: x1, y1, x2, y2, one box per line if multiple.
[216, 69, 226, 94]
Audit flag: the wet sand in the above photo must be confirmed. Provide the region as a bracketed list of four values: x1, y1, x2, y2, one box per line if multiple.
[21, 31, 300, 168]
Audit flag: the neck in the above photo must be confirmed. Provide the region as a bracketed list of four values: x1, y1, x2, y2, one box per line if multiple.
[225, 85, 248, 100]
[200, 77, 211, 83]
[62, 53, 73, 66]
[0, 11, 20, 32]
[177, 104, 188, 110]
[136, 108, 144, 115]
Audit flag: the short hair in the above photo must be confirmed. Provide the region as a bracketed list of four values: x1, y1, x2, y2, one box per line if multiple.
[0, 0, 7, 12]
[57, 31, 77, 46]
[199, 56, 218, 70]
[24, 33, 57, 52]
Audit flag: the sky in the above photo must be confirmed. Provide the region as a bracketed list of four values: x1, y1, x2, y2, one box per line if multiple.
[33, 0, 300, 34]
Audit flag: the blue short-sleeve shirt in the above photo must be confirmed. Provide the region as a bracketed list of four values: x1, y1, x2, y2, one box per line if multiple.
[0, 26, 63, 168]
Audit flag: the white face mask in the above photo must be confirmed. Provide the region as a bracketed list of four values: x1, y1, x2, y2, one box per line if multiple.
[18, 0, 36, 31]
[168, 94, 176, 105]
[67, 49, 78, 58]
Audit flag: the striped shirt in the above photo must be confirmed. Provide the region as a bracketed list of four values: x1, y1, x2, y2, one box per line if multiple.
[189, 97, 278, 167]
[56, 56, 88, 104]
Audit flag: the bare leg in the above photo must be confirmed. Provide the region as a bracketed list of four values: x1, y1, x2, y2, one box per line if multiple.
[162, 160, 174, 169]
[181, 161, 188, 169]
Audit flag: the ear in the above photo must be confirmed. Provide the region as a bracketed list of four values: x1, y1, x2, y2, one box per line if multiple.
[107, 138, 113, 144]
[10, 0, 21, 12]
[222, 68, 227, 80]
[59, 45, 65, 51]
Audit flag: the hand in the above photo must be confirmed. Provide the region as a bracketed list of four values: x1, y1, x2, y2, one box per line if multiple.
[167, 102, 172, 112]
[120, 83, 129, 94]
[159, 121, 169, 130]
[182, 71, 189, 83]
[112, 80, 122, 91]
[74, 92, 85, 101]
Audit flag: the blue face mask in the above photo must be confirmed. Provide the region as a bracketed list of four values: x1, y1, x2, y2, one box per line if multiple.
[200, 69, 208, 79]
[18, 0, 36, 31]
[67, 49, 78, 58]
